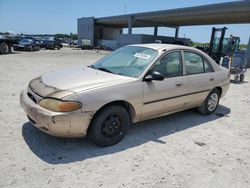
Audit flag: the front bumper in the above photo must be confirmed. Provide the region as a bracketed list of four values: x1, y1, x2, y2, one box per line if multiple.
[13, 45, 32, 51]
[20, 88, 93, 138]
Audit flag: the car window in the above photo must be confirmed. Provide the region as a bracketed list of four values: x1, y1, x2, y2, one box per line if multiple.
[19, 38, 33, 45]
[94, 46, 158, 78]
[204, 59, 213, 73]
[152, 51, 182, 78]
[184, 52, 204, 75]
[184, 51, 213, 74]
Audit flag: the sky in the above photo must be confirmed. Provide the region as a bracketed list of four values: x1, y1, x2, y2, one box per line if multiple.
[0, 0, 250, 44]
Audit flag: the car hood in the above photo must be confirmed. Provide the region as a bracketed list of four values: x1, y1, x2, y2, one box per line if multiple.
[29, 66, 134, 98]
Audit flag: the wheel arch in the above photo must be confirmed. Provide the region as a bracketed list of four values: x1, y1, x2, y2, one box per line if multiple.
[215, 86, 222, 97]
[91, 100, 136, 124]
[87, 100, 136, 135]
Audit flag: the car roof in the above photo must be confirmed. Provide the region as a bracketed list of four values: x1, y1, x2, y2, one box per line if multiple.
[129, 43, 197, 51]
[129, 43, 221, 72]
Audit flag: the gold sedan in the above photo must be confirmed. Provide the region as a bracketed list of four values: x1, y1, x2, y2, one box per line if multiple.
[20, 44, 230, 146]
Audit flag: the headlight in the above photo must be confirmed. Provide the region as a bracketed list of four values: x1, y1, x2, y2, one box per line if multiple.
[39, 98, 81, 112]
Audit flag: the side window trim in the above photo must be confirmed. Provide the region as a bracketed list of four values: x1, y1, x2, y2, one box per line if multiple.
[148, 50, 184, 78]
[181, 50, 186, 75]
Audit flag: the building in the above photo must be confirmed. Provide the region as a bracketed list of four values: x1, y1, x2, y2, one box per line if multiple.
[77, 1, 250, 65]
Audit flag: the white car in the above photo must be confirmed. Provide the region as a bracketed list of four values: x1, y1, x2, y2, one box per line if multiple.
[20, 44, 230, 146]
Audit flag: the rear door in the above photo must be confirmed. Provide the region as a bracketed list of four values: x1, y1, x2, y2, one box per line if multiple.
[181, 50, 216, 107]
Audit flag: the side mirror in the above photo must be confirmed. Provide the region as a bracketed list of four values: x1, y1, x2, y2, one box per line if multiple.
[144, 71, 164, 81]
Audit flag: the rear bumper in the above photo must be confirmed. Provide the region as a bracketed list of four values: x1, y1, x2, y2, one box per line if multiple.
[20, 89, 93, 138]
[220, 83, 230, 98]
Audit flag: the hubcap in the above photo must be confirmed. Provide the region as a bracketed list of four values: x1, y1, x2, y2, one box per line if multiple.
[102, 115, 122, 137]
[207, 93, 218, 112]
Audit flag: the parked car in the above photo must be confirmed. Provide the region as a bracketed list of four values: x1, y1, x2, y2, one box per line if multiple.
[40, 36, 62, 50]
[69, 40, 78, 46]
[13, 37, 41, 51]
[20, 44, 230, 147]
[0, 35, 19, 54]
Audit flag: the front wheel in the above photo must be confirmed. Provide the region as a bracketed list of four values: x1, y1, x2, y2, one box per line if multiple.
[88, 105, 130, 147]
[198, 88, 220, 115]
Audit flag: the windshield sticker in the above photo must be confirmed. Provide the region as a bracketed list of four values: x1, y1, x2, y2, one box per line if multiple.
[133, 53, 151, 60]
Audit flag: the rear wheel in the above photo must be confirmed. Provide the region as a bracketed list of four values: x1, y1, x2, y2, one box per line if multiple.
[0, 42, 9, 54]
[198, 88, 220, 115]
[234, 74, 239, 83]
[88, 105, 130, 147]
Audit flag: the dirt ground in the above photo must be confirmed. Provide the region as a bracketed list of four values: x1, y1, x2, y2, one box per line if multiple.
[0, 48, 249, 188]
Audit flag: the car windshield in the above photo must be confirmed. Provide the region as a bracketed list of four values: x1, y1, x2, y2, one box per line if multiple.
[93, 46, 158, 78]
[19, 38, 33, 45]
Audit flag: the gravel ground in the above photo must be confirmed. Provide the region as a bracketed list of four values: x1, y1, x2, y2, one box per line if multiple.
[0, 48, 249, 188]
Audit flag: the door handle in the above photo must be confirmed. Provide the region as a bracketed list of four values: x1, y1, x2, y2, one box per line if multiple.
[176, 82, 183, 87]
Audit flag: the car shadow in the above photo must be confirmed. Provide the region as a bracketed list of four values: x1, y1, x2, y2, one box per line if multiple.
[22, 105, 230, 164]
[230, 80, 248, 84]
[10, 51, 21, 54]
[71, 48, 83, 50]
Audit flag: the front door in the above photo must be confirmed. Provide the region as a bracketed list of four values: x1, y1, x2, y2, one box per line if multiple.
[141, 51, 188, 120]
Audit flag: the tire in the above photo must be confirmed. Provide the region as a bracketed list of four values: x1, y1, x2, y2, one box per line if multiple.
[234, 74, 239, 83]
[240, 74, 245, 82]
[0, 42, 9, 54]
[88, 105, 130, 147]
[198, 88, 220, 115]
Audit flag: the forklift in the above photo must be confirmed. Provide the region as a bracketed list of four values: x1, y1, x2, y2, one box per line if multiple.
[208, 27, 247, 82]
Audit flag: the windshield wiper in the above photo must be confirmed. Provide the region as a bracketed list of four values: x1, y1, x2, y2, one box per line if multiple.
[96, 67, 115, 74]
[88, 65, 115, 74]
[88, 64, 97, 69]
